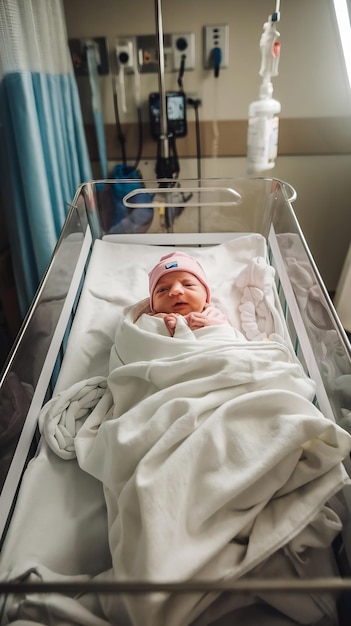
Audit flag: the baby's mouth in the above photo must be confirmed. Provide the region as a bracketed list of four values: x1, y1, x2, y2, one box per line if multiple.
[172, 301, 188, 309]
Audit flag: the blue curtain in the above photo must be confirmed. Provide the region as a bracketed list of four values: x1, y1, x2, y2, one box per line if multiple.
[0, 0, 92, 315]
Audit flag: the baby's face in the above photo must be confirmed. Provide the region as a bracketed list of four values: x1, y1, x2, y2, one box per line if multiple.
[153, 271, 207, 315]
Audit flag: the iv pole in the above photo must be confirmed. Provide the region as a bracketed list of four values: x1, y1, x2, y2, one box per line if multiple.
[155, 0, 168, 163]
[154, 0, 179, 180]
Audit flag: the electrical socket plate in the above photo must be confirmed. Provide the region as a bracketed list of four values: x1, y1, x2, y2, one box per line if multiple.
[137, 33, 195, 73]
[116, 37, 136, 72]
[171, 33, 195, 71]
[203, 24, 229, 69]
[137, 33, 173, 73]
[68, 37, 109, 75]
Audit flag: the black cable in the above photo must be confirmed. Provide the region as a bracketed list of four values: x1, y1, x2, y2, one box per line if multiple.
[112, 75, 144, 171]
[169, 136, 180, 179]
[177, 54, 186, 90]
[187, 97, 202, 180]
[194, 102, 201, 180]
[112, 82, 127, 166]
[133, 105, 143, 171]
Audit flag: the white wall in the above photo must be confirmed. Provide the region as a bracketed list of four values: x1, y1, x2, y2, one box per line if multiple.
[63, 0, 351, 291]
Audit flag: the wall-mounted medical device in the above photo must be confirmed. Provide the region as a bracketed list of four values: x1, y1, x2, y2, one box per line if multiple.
[203, 24, 229, 72]
[149, 91, 187, 139]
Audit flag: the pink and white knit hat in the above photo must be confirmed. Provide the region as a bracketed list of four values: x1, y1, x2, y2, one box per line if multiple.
[148, 251, 211, 311]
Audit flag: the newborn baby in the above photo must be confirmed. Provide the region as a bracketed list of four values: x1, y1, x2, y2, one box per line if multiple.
[148, 251, 229, 336]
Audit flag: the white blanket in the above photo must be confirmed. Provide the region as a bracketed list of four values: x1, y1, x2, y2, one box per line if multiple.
[53, 234, 287, 392]
[39, 303, 351, 626]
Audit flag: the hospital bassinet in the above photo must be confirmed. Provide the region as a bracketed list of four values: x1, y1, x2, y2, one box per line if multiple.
[0, 177, 351, 626]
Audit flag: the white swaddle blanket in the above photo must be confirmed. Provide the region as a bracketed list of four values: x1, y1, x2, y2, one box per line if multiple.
[39, 301, 351, 626]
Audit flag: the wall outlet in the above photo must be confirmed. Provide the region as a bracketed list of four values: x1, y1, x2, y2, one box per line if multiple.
[116, 37, 135, 71]
[171, 33, 195, 71]
[203, 24, 229, 69]
[69, 37, 109, 75]
[136, 33, 173, 73]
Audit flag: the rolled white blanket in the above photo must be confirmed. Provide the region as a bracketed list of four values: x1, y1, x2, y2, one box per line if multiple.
[39, 376, 109, 459]
[236, 256, 285, 340]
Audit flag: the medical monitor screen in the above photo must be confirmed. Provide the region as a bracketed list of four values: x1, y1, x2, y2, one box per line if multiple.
[149, 91, 187, 139]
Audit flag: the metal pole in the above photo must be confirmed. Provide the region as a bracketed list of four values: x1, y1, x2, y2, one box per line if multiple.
[154, 0, 169, 159]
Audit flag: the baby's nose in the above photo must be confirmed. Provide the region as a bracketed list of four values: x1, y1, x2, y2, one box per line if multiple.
[169, 281, 184, 295]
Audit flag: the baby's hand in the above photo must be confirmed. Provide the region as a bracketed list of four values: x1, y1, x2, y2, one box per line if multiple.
[184, 312, 209, 330]
[163, 313, 178, 336]
[185, 311, 228, 330]
[152, 312, 178, 336]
